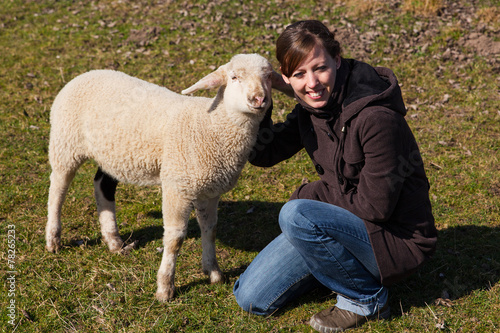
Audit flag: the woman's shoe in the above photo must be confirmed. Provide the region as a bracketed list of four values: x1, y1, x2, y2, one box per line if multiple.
[309, 303, 390, 332]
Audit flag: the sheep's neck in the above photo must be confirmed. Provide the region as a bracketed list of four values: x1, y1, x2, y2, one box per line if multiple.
[200, 109, 260, 162]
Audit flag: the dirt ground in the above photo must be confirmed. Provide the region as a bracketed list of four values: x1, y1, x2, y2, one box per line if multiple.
[331, 0, 500, 65]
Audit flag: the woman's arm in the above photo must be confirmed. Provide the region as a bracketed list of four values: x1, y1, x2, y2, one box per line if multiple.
[249, 105, 304, 167]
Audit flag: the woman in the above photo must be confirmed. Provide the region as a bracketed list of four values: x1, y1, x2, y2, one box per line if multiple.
[233, 20, 437, 332]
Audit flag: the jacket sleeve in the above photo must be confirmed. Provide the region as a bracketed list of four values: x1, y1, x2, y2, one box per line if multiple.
[345, 110, 411, 221]
[249, 104, 304, 167]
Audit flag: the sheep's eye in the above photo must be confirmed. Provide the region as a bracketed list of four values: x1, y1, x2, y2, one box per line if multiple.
[231, 75, 238, 81]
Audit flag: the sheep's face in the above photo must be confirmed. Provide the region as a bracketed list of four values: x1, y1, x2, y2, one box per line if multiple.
[181, 53, 273, 121]
[224, 54, 273, 116]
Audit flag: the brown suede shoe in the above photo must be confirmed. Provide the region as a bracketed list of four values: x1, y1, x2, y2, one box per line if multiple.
[309, 304, 390, 332]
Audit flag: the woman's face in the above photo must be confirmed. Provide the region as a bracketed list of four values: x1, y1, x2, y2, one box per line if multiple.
[282, 44, 340, 109]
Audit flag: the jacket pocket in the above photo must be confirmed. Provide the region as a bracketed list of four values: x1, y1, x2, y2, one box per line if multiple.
[342, 148, 365, 180]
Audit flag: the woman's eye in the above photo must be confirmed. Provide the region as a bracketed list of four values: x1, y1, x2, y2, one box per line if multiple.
[293, 72, 304, 78]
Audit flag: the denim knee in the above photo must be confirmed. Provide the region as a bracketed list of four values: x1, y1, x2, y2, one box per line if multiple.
[279, 199, 310, 236]
[233, 278, 274, 316]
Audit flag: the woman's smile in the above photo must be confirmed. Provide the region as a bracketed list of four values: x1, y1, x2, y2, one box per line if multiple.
[308, 90, 324, 98]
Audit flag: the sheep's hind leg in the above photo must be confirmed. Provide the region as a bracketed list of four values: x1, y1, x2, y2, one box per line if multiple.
[155, 187, 192, 302]
[94, 168, 123, 253]
[194, 197, 224, 284]
[46, 167, 79, 253]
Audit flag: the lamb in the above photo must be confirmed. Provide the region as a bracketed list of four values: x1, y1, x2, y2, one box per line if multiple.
[45, 53, 273, 301]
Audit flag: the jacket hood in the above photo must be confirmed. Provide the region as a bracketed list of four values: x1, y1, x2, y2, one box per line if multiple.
[342, 59, 407, 121]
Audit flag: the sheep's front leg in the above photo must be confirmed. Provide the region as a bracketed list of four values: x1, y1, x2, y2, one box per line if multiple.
[94, 168, 123, 253]
[194, 197, 224, 284]
[156, 187, 192, 302]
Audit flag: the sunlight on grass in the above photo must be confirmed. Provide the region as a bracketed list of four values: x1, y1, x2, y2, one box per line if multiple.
[1, 0, 499, 332]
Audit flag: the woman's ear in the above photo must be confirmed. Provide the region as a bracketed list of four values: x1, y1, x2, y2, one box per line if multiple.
[335, 55, 341, 69]
[280, 67, 291, 84]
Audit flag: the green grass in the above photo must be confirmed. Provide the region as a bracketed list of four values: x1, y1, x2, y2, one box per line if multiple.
[1, 0, 499, 332]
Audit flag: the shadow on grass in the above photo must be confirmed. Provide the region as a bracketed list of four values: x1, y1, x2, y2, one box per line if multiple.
[65, 200, 283, 251]
[390, 225, 500, 314]
[91, 200, 285, 251]
[68, 200, 500, 317]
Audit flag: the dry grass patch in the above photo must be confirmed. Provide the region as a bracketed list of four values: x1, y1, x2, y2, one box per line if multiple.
[402, 0, 444, 16]
[322, 0, 387, 16]
[476, 6, 500, 29]
[347, 0, 386, 15]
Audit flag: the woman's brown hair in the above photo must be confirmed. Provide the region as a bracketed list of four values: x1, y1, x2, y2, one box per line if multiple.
[276, 20, 342, 77]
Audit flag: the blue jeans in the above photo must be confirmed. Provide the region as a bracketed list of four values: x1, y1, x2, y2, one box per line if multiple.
[233, 199, 388, 316]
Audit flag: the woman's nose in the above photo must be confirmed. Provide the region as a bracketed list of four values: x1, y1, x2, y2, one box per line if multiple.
[306, 72, 319, 88]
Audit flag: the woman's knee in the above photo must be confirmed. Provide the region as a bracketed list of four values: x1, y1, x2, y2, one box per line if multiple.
[279, 199, 314, 236]
[233, 278, 275, 316]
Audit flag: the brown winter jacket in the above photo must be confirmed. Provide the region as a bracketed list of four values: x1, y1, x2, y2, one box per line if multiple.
[250, 58, 437, 286]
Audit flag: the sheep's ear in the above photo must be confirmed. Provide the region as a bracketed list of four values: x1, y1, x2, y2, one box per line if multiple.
[181, 64, 228, 95]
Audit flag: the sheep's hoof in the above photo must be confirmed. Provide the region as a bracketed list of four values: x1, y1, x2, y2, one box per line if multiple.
[209, 270, 225, 284]
[46, 238, 61, 253]
[103, 234, 124, 253]
[155, 286, 175, 302]
[108, 242, 124, 253]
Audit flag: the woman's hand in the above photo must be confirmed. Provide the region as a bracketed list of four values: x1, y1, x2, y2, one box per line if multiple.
[271, 70, 295, 98]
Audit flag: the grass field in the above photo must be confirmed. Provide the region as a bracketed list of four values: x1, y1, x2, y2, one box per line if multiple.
[1, 0, 499, 331]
